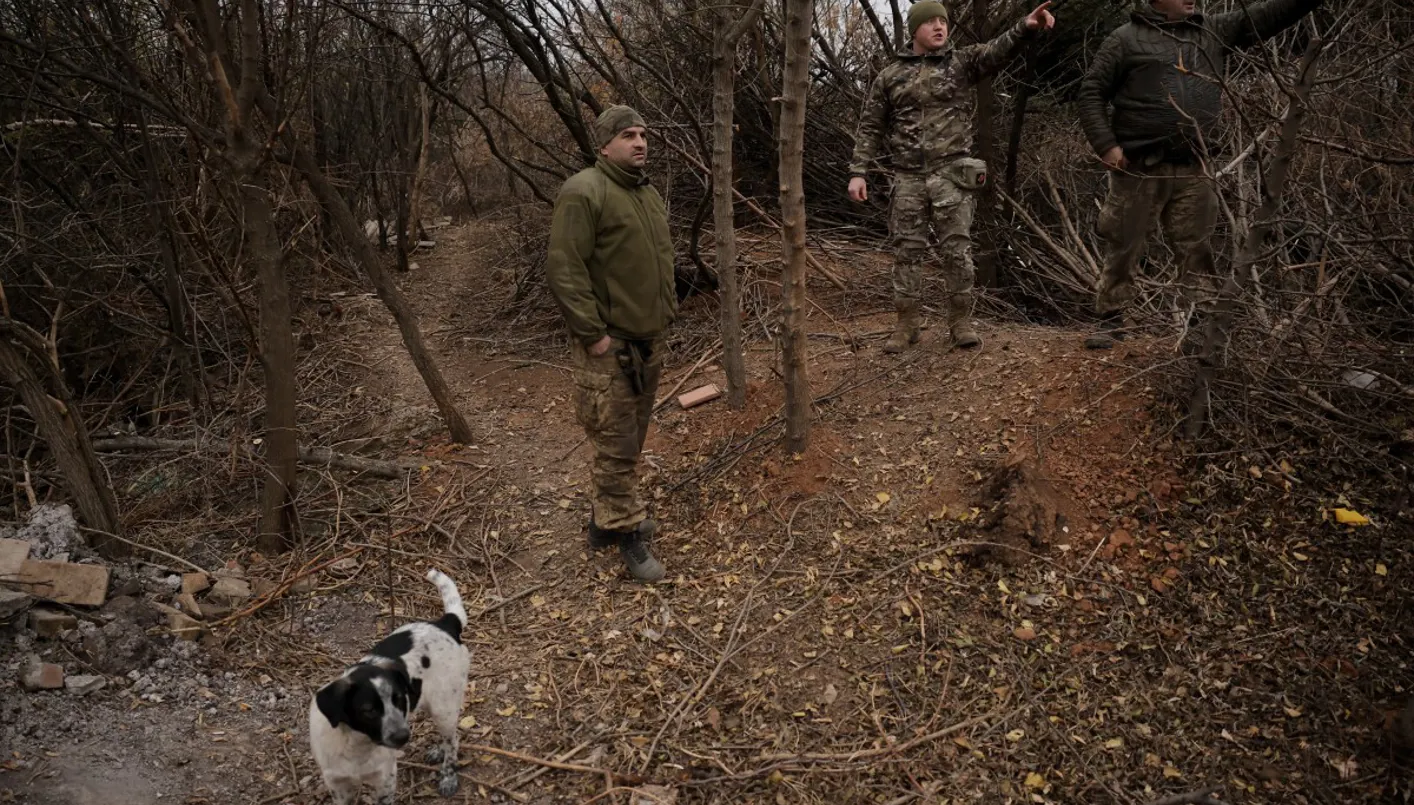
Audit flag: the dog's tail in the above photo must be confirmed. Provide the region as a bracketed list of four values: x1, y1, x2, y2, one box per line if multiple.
[426, 568, 466, 641]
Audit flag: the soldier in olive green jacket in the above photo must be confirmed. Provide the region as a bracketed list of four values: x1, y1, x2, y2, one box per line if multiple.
[547, 105, 677, 583]
[1077, 0, 1321, 348]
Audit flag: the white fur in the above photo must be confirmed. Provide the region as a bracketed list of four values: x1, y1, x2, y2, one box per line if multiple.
[309, 568, 470, 804]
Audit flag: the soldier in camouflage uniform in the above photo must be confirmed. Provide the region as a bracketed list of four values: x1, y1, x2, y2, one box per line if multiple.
[1077, 0, 1321, 349]
[546, 105, 677, 582]
[849, 0, 1054, 352]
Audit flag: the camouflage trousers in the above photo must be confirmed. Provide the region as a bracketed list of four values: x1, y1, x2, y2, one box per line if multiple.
[889, 168, 978, 320]
[572, 336, 663, 533]
[1095, 163, 1220, 316]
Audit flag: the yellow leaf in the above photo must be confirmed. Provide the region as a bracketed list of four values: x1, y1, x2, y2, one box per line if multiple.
[1006, 729, 1025, 742]
[953, 736, 973, 750]
[496, 705, 517, 717]
[1104, 738, 1124, 749]
[998, 579, 1011, 594]
[876, 492, 891, 505]
[1284, 706, 1302, 718]
[529, 594, 547, 608]
[458, 715, 477, 729]
[1375, 563, 1388, 576]
[1024, 772, 1046, 789]
[1333, 508, 1370, 526]
[1163, 766, 1182, 779]
[1248, 465, 1262, 479]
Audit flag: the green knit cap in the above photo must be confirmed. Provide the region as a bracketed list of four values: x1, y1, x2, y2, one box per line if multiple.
[594, 105, 646, 149]
[907, 1, 949, 36]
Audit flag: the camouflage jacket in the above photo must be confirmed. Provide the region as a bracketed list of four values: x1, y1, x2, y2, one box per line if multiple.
[849, 20, 1034, 176]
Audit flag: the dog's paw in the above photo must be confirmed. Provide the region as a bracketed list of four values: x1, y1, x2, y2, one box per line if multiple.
[425, 746, 445, 763]
[438, 773, 460, 797]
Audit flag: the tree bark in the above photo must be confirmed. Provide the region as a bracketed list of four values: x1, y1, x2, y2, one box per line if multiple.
[239, 176, 300, 553]
[271, 104, 475, 445]
[712, 0, 764, 411]
[778, 0, 814, 454]
[0, 321, 123, 555]
[970, 0, 998, 287]
[1186, 40, 1323, 439]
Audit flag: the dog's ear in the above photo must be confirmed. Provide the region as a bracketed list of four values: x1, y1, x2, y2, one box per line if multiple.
[315, 677, 352, 728]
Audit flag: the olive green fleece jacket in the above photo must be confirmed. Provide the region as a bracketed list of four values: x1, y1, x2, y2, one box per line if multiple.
[546, 158, 677, 346]
[1077, 0, 1322, 161]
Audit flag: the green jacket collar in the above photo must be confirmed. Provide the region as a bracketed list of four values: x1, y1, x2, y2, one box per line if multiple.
[595, 157, 650, 189]
[897, 42, 955, 61]
[1132, 8, 1205, 27]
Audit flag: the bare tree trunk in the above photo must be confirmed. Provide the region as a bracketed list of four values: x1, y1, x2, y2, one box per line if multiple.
[272, 113, 475, 445]
[1186, 40, 1323, 439]
[970, 0, 998, 287]
[0, 322, 123, 554]
[778, 0, 813, 454]
[406, 83, 432, 247]
[712, 0, 764, 411]
[240, 176, 300, 553]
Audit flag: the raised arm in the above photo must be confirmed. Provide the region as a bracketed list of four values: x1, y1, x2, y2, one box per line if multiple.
[1212, 0, 1322, 49]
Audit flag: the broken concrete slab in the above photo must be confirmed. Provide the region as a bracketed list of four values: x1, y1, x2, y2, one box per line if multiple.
[4, 559, 109, 606]
[29, 607, 78, 638]
[0, 588, 33, 620]
[206, 575, 251, 606]
[175, 592, 203, 619]
[181, 573, 211, 596]
[0, 538, 31, 576]
[64, 674, 106, 695]
[150, 601, 205, 641]
[20, 657, 64, 691]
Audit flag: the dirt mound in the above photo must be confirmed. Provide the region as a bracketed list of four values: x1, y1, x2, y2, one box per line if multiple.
[973, 453, 1076, 564]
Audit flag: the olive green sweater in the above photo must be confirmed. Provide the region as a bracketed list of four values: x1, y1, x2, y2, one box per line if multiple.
[546, 158, 677, 346]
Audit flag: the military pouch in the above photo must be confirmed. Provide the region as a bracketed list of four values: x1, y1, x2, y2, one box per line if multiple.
[952, 158, 988, 190]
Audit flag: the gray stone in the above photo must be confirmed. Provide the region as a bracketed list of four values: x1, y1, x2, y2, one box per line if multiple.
[20, 657, 63, 691]
[0, 589, 33, 620]
[64, 674, 106, 695]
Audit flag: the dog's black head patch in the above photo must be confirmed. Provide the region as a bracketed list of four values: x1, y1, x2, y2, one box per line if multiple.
[316, 661, 415, 748]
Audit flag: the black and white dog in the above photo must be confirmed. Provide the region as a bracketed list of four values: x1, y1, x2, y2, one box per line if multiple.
[309, 568, 469, 804]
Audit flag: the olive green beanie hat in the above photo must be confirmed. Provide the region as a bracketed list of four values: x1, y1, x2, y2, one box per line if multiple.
[907, 1, 949, 36]
[594, 105, 646, 149]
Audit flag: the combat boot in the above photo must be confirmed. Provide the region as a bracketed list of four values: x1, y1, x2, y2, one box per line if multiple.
[948, 293, 981, 349]
[619, 520, 664, 582]
[1084, 311, 1127, 350]
[883, 301, 921, 354]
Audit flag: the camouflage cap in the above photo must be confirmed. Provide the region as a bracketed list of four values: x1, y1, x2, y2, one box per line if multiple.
[594, 105, 647, 150]
[907, 1, 949, 36]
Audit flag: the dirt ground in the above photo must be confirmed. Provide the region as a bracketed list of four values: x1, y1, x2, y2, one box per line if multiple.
[2, 216, 1411, 804]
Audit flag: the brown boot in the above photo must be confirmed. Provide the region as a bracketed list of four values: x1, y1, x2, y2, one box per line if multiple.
[947, 292, 981, 349]
[883, 301, 921, 354]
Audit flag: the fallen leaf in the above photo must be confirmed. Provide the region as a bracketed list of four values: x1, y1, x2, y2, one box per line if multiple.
[1013, 627, 1037, 641]
[1024, 772, 1046, 789]
[875, 492, 891, 505]
[1104, 738, 1124, 749]
[1333, 508, 1370, 526]
[1163, 765, 1182, 779]
[458, 715, 477, 729]
[1375, 563, 1388, 576]
[1006, 729, 1025, 742]
[496, 705, 517, 717]
[822, 684, 839, 705]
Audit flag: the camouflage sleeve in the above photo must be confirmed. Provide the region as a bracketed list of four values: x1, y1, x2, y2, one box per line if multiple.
[958, 19, 1036, 84]
[1077, 33, 1124, 157]
[545, 178, 607, 346]
[1212, 0, 1322, 49]
[848, 71, 890, 176]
